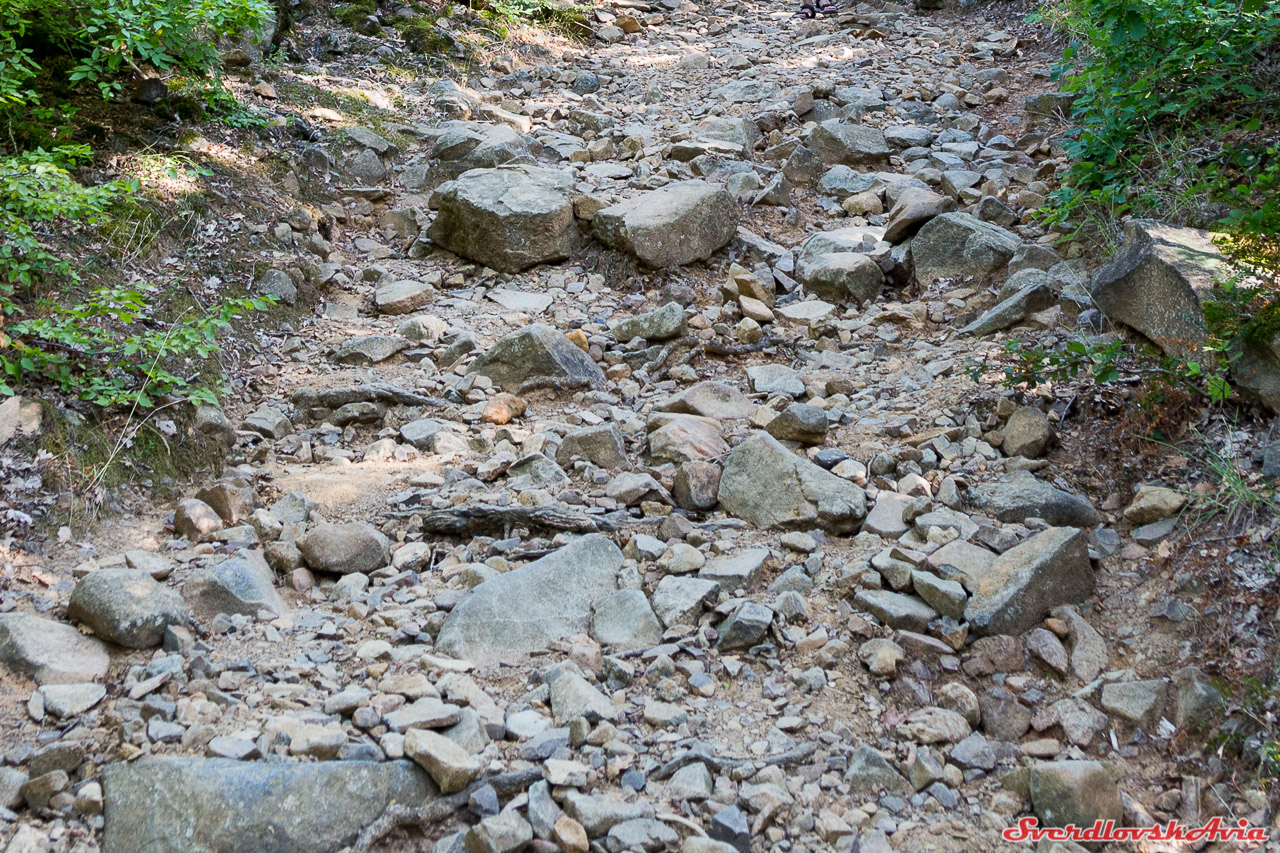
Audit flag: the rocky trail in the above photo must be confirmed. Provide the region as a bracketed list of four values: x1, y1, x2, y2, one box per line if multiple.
[0, 1, 1267, 852]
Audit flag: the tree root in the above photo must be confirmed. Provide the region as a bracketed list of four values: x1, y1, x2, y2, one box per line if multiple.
[348, 769, 544, 853]
[641, 335, 795, 378]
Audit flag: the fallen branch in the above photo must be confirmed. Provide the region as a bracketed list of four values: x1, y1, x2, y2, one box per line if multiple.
[650, 742, 818, 781]
[642, 335, 795, 378]
[517, 376, 599, 395]
[703, 336, 792, 357]
[291, 382, 451, 411]
[400, 504, 630, 536]
[641, 335, 701, 375]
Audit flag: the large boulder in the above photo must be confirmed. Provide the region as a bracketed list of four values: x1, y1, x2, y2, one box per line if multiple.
[1089, 220, 1224, 360]
[428, 165, 579, 274]
[436, 534, 624, 663]
[102, 759, 436, 853]
[883, 187, 957, 244]
[594, 181, 739, 268]
[67, 569, 186, 649]
[0, 613, 110, 684]
[969, 470, 1101, 527]
[1028, 760, 1122, 830]
[911, 212, 1020, 285]
[469, 324, 606, 391]
[718, 433, 866, 533]
[794, 228, 885, 306]
[964, 527, 1093, 635]
[806, 121, 891, 168]
[297, 522, 390, 575]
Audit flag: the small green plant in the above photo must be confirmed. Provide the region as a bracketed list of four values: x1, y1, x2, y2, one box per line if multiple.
[0, 0, 272, 107]
[484, 0, 590, 31]
[0, 146, 138, 290]
[0, 146, 273, 409]
[171, 80, 270, 128]
[1188, 429, 1279, 536]
[966, 336, 1235, 405]
[1203, 273, 1280, 353]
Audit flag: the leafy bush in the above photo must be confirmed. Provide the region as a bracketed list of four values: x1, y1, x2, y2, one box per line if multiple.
[0, 0, 280, 413]
[0, 146, 272, 409]
[0, 0, 271, 112]
[1042, 0, 1280, 240]
[3, 286, 273, 407]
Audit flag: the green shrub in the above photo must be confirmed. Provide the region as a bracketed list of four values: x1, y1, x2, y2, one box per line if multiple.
[0, 146, 272, 409]
[0, 0, 272, 110]
[968, 335, 1234, 406]
[0, 145, 134, 290]
[1041, 0, 1280, 240]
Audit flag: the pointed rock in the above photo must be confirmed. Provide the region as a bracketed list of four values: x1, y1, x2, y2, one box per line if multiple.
[469, 324, 606, 391]
[964, 528, 1093, 636]
[718, 433, 866, 533]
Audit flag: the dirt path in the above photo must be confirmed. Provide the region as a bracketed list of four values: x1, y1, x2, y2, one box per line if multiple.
[0, 2, 1263, 852]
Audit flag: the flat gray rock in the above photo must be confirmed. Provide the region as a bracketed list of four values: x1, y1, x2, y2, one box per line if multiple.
[854, 589, 938, 632]
[612, 301, 686, 342]
[590, 590, 663, 650]
[102, 759, 435, 853]
[436, 534, 624, 663]
[651, 576, 720, 627]
[594, 181, 739, 268]
[0, 613, 110, 685]
[843, 745, 912, 796]
[655, 381, 754, 420]
[970, 470, 1101, 527]
[806, 121, 890, 168]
